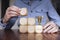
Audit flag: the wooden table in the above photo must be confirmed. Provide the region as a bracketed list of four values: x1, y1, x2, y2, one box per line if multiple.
[0, 30, 60, 40]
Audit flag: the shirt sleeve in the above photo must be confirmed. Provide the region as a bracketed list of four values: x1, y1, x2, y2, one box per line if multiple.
[0, 16, 18, 30]
[0, 19, 7, 29]
[0, 0, 21, 30]
[4, 16, 18, 30]
[47, 0, 60, 27]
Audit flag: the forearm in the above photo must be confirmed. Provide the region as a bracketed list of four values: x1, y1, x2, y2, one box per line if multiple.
[0, 19, 7, 29]
[4, 16, 18, 30]
[0, 16, 18, 30]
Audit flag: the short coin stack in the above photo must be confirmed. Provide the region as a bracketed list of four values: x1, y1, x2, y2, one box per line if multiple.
[28, 18, 35, 33]
[19, 18, 28, 33]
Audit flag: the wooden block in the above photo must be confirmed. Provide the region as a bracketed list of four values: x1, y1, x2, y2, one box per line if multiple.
[20, 18, 27, 25]
[19, 25, 28, 33]
[20, 8, 28, 16]
[28, 25, 35, 33]
[28, 18, 35, 25]
[35, 25, 43, 33]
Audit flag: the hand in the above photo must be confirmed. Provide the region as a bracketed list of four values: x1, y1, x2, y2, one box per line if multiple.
[3, 6, 20, 23]
[43, 21, 59, 33]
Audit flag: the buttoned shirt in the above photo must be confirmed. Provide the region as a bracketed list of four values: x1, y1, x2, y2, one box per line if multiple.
[14, 0, 60, 25]
[0, 0, 60, 29]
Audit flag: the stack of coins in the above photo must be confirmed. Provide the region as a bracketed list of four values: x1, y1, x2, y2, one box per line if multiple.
[28, 18, 35, 33]
[19, 18, 28, 33]
[19, 8, 28, 33]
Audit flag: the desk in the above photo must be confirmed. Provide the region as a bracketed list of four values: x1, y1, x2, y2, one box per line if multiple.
[0, 30, 60, 40]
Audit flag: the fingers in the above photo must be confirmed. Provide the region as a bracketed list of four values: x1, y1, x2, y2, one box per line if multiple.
[48, 27, 58, 33]
[6, 6, 20, 14]
[51, 29, 58, 33]
[6, 6, 20, 16]
[51, 27, 58, 33]
[44, 26, 58, 33]
[5, 11, 19, 19]
[43, 21, 59, 33]
[3, 6, 21, 23]
[43, 22, 50, 29]
[43, 25, 53, 33]
[8, 11, 19, 16]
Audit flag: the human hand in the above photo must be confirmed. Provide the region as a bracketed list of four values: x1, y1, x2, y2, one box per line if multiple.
[3, 6, 20, 23]
[43, 21, 59, 33]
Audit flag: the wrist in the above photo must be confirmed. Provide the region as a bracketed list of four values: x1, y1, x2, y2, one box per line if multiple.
[2, 18, 7, 24]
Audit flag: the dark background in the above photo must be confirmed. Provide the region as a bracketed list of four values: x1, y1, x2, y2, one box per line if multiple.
[1, 0, 10, 18]
[1, 0, 60, 18]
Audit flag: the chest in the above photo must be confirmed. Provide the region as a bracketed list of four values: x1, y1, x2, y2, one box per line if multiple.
[19, 1, 48, 12]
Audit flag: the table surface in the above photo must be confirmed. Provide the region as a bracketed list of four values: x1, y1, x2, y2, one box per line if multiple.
[0, 30, 60, 40]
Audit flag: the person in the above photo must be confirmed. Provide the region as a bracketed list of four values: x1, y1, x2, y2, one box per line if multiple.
[0, 0, 60, 33]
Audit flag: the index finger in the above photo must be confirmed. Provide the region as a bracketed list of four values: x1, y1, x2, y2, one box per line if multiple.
[7, 6, 21, 13]
[43, 22, 51, 29]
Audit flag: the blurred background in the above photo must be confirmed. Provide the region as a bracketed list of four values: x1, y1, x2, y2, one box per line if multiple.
[0, 0, 60, 29]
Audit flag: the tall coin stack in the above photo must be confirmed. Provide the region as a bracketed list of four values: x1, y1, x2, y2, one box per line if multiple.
[19, 8, 28, 33]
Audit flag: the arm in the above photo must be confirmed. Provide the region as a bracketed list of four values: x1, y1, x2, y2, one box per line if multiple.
[0, 17, 18, 30]
[3, 0, 27, 29]
[47, 0, 60, 27]
[0, 19, 7, 29]
[43, 0, 60, 33]
[4, 16, 18, 30]
[2, 0, 25, 30]
[2, 5, 20, 30]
